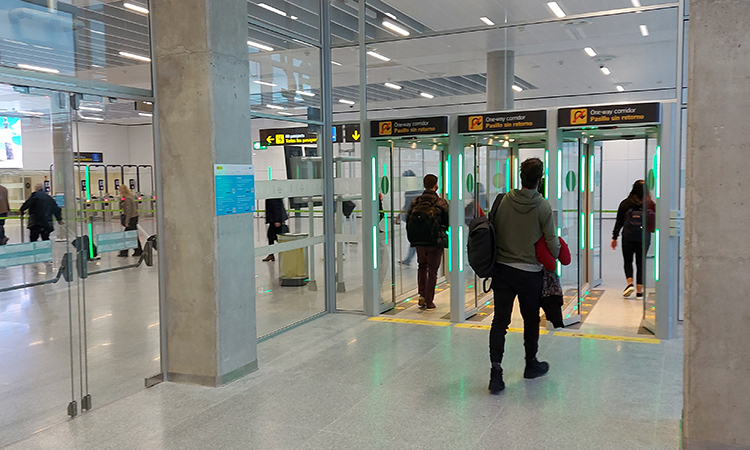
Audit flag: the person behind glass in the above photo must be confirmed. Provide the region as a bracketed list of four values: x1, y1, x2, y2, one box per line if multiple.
[611, 179, 656, 299]
[405, 174, 449, 310]
[488, 158, 559, 394]
[19, 183, 63, 242]
[118, 185, 143, 257]
[262, 198, 288, 262]
[398, 170, 420, 266]
[0, 182, 9, 245]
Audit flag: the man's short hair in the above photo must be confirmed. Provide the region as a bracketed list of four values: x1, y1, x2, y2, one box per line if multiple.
[423, 174, 438, 190]
[520, 158, 544, 190]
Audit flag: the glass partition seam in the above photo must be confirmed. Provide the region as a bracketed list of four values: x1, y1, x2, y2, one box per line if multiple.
[249, 113, 324, 126]
[320, 0, 335, 313]
[332, 3, 679, 48]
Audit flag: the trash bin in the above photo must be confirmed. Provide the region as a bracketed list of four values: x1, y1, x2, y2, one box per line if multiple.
[278, 233, 309, 287]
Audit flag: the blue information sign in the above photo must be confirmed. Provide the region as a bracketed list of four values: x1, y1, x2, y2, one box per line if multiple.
[214, 164, 255, 216]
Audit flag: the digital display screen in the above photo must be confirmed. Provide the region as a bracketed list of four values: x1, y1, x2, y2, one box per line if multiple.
[0, 117, 23, 169]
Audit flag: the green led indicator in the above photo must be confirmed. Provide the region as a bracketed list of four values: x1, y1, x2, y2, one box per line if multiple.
[514, 157, 519, 190]
[372, 225, 378, 269]
[655, 146, 661, 199]
[589, 212, 594, 250]
[268, 166, 272, 181]
[580, 213, 585, 250]
[557, 149, 562, 200]
[655, 228, 660, 281]
[505, 158, 510, 192]
[447, 226, 452, 272]
[458, 155, 463, 201]
[580, 156, 586, 193]
[589, 154, 595, 193]
[85, 166, 91, 201]
[87, 222, 94, 260]
[371, 157, 377, 202]
[458, 225, 464, 272]
[544, 150, 549, 199]
[384, 212, 388, 245]
[445, 156, 451, 201]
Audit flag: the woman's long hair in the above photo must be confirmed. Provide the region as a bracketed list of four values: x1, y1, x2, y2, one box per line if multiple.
[119, 185, 134, 198]
[627, 179, 646, 203]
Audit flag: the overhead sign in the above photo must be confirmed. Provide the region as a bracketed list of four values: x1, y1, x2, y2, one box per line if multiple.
[260, 124, 362, 146]
[370, 116, 448, 138]
[458, 110, 547, 134]
[253, 141, 267, 150]
[558, 103, 661, 127]
[343, 123, 361, 143]
[74, 152, 104, 163]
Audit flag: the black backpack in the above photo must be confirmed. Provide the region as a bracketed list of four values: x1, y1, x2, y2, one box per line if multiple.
[467, 193, 504, 280]
[406, 195, 444, 247]
[624, 207, 644, 242]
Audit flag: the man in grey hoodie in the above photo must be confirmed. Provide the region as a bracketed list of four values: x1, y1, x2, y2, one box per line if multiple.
[488, 157, 560, 394]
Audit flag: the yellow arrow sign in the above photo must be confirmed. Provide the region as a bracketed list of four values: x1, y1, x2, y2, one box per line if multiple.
[352, 130, 361, 141]
[266, 135, 275, 144]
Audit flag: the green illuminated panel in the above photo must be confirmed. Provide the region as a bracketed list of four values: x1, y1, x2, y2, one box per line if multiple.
[589, 154, 594, 193]
[655, 228, 660, 281]
[458, 225, 464, 272]
[580, 213, 585, 250]
[458, 155, 463, 201]
[655, 146, 661, 199]
[589, 212, 594, 250]
[371, 157, 377, 202]
[557, 149, 562, 200]
[580, 156, 586, 193]
[372, 225, 378, 269]
[544, 150, 549, 199]
[448, 226, 452, 272]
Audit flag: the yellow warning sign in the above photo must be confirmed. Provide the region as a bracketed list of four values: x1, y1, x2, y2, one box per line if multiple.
[570, 109, 588, 125]
[468, 116, 484, 131]
[379, 121, 393, 136]
[275, 134, 285, 145]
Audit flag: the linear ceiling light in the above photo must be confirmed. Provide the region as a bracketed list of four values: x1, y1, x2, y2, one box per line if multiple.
[254, 80, 277, 87]
[616, 85, 625, 92]
[123, 2, 149, 14]
[584, 47, 597, 57]
[640, 25, 649, 36]
[139, 112, 153, 117]
[119, 51, 151, 62]
[79, 115, 104, 121]
[278, 112, 294, 116]
[295, 90, 315, 97]
[385, 12, 397, 20]
[17, 110, 44, 116]
[258, 3, 287, 16]
[480, 17, 495, 26]
[266, 104, 285, 110]
[420, 92, 435, 99]
[631, 0, 641, 6]
[17, 63, 60, 74]
[512, 85, 523, 92]
[79, 106, 103, 112]
[367, 51, 391, 62]
[332, 61, 342, 66]
[384, 82, 402, 90]
[247, 40, 274, 52]
[600, 66, 612, 75]
[339, 99, 355, 105]
[382, 20, 410, 36]
[547, 2, 566, 18]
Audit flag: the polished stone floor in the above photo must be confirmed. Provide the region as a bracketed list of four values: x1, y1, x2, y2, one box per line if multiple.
[4, 314, 683, 450]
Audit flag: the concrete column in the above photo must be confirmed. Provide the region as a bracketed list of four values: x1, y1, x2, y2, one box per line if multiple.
[684, 1, 750, 448]
[151, 0, 257, 386]
[486, 50, 514, 111]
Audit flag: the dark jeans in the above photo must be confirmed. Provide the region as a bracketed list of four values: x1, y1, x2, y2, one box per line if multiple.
[416, 246, 443, 305]
[0, 212, 6, 243]
[622, 239, 648, 284]
[267, 224, 283, 246]
[489, 264, 544, 363]
[120, 217, 143, 256]
[29, 226, 52, 242]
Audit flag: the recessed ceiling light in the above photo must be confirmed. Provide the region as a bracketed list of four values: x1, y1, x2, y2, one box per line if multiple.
[480, 17, 495, 26]
[266, 104, 285, 110]
[631, 0, 641, 6]
[138, 112, 153, 117]
[332, 61, 342, 66]
[547, 2, 566, 18]
[278, 112, 294, 116]
[384, 82, 402, 90]
[295, 90, 315, 97]
[247, 40, 274, 52]
[385, 12, 397, 20]
[119, 51, 151, 62]
[339, 99, 355, 105]
[616, 85, 625, 92]
[290, 15, 298, 20]
[640, 25, 649, 36]
[79, 115, 104, 121]
[79, 106, 103, 112]
[420, 92, 435, 99]
[17, 63, 60, 74]
[382, 20, 410, 37]
[600, 66, 612, 75]
[254, 80, 277, 87]
[367, 51, 391, 62]
[584, 47, 597, 57]
[123, 2, 149, 14]
[258, 3, 287, 17]
[17, 110, 44, 117]
[512, 85, 523, 92]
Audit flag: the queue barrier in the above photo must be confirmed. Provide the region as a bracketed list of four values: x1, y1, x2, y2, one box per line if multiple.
[0, 241, 54, 268]
[96, 231, 139, 253]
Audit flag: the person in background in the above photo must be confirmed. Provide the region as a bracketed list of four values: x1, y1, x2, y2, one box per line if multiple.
[488, 158, 559, 394]
[611, 179, 656, 299]
[262, 198, 288, 262]
[0, 182, 9, 245]
[118, 185, 143, 257]
[20, 183, 63, 242]
[405, 174, 449, 310]
[398, 170, 420, 266]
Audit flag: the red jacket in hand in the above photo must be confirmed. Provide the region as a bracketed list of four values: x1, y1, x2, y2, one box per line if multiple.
[536, 237, 571, 271]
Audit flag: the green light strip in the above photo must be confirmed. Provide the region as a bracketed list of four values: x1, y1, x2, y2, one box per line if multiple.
[268, 166, 272, 181]
[580, 213, 585, 250]
[556, 227, 562, 277]
[371, 157, 377, 202]
[589, 212, 594, 250]
[580, 155, 586, 193]
[87, 222, 94, 260]
[446, 156, 451, 201]
[458, 225, 464, 272]
[589, 154, 595, 193]
[514, 157, 519, 189]
[447, 226, 452, 272]
[372, 225, 378, 269]
[557, 149, 562, 200]
[384, 212, 388, 245]
[458, 155, 463, 201]
[544, 150, 549, 199]
[655, 228, 660, 281]
[85, 166, 91, 202]
[505, 157, 510, 192]
[655, 145, 661, 199]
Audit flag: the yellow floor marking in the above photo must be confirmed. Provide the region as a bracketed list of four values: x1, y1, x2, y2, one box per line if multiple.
[368, 317, 451, 327]
[452, 324, 549, 335]
[553, 331, 660, 344]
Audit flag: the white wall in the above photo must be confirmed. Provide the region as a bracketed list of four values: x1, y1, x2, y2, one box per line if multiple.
[601, 140, 647, 217]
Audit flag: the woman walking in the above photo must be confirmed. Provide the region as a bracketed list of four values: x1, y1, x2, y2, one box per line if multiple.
[118, 185, 143, 257]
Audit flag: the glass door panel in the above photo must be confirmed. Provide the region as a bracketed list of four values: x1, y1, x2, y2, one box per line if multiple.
[376, 143, 394, 310]
[560, 138, 581, 324]
[592, 143, 603, 286]
[643, 135, 658, 329]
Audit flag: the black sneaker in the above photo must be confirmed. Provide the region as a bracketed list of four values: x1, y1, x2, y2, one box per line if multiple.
[623, 284, 635, 297]
[524, 358, 550, 379]
[488, 368, 505, 394]
[636, 292, 643, 298]
[425, 303, 436, 310]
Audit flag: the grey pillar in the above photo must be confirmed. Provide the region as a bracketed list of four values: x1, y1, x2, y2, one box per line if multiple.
[684, 1, 750, 448]
[486, 50, 515, 111]
[151, 0, 257, 386]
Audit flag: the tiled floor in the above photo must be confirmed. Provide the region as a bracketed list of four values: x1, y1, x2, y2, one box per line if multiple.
[4, 314, 683, 450]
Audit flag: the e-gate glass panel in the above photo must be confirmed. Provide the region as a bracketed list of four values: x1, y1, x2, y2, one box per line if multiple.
[593, 144, 603, 285]
[560, 138, 582, 323]
[643, 135, 659, 329]
[377, 143, 394, 310]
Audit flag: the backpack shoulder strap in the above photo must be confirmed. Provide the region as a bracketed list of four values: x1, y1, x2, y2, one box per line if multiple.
[489, 193, 505, 222]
